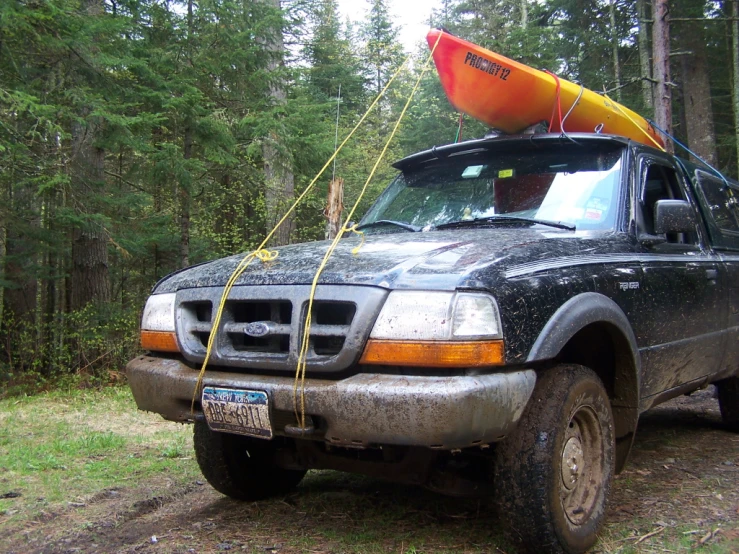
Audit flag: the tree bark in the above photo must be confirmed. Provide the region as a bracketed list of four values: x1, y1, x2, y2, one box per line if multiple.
[69, 115, 110, 310]
[70, 226, 109, 309]
[652, 0, 673, 152]
[69, 0, 109, 310]
[3, 178, 38, 324]
[520, 0, 528, 29]
[70, 117, 109, 310]
[215, 172, 238, 254]
[733, 0, 739, 178]
[262, 0, 294, 247]
[179, 0, 194, 269]
[41, 194, 58, 374]
[678, 22, 717, 166]
[609, 0, 622, 101]
[637, 0, 654, 111]
[0, 195, 4, 327]
[325, 177, 344, 240]
[179, 125, 192, 268]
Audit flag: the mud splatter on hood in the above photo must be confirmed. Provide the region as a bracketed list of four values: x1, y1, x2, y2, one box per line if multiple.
[153, 228, 610, 293]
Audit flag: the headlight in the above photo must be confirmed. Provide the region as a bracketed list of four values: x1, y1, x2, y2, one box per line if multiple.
[140, 293, 179, 352]
[369, 291, 502, 340]
[361, 291, 504, 367]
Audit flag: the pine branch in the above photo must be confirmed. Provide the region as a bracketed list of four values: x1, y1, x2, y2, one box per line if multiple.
[103, 170, 146, 193]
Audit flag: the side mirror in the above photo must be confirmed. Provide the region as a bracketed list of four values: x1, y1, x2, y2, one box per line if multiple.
[654, 200, 696, 234]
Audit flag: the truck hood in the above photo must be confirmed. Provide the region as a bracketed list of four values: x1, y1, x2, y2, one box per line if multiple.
[154, 228, 615, 293]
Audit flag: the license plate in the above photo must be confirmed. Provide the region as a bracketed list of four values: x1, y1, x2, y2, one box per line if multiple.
[201, 387, 273, 439]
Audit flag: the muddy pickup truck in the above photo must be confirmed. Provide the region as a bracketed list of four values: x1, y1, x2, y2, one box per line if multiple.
[127, 133, 739, 554]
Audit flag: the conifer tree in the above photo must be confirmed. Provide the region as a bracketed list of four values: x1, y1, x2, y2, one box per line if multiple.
[361, 0, 404, 97]
[305, 0, 366, 109]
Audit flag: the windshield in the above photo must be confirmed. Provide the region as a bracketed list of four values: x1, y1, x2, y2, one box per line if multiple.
[360, 145, 624, 232]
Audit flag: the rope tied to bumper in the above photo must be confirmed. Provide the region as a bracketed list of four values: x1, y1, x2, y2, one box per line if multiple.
[292, 31, 444, 429]
[189, 36, 430, 414]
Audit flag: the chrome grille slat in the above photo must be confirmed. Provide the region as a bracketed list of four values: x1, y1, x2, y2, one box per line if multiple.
[175, 285, 387, 373]
[302, 324, 351, 336]
[222, 322, 293, 335]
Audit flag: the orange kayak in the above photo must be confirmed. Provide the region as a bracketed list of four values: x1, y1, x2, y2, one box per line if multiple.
[427, 29, 664, 149]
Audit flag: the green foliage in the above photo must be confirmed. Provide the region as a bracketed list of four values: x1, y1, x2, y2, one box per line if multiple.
[0, 302, 139, 393]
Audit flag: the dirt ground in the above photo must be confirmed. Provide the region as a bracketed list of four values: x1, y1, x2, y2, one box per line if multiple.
[2, 387, 738, 554]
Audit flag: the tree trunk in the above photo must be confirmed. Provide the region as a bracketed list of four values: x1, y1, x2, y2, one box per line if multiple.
[678, 23, 717, 166]
[41, 195, 57, 374]
[325, 177, 344, 240]
[637, 0, 653, 111]
[179, 0, 193, 269]
[609, 0, 622, 101]
[262, 0, 294, 247]
[652, 0, 673, 152]
[69, 0, 109, 310]
[70, 226, 109, 309]
[179, 125, 192, 268]
[3, 181, 38, 324]
[0, 199, 4, 328]
[520, 0, 528, 29]
[69, 110, 110, 310]
[215, 173, 238, 254]
[68, 157, 106, 311]
[733, 0, 739, 178]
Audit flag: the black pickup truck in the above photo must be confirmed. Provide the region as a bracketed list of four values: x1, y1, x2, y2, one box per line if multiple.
[127, 133, 739, 554]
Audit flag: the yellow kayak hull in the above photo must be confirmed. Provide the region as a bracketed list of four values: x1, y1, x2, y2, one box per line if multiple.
[427, 29, 664, 149]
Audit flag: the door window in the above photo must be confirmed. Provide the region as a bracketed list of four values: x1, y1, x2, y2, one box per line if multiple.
[639, 161, 698, 245]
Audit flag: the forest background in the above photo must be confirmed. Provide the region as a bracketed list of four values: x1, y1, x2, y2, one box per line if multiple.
[1, 0, 738, 392]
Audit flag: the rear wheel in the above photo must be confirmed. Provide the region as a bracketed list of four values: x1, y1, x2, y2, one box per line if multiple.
[494, 365, 614, 554]
[716, 376, 739, 432]
[194, 421, 306, 500]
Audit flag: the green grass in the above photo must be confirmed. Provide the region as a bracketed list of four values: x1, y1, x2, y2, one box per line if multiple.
[0, 386, 199, 525]
[1, 387, 736, 553]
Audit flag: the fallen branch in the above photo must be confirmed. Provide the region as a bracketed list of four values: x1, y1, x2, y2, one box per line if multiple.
[700, 529, 721, 545]
[635, 526, 665, 544]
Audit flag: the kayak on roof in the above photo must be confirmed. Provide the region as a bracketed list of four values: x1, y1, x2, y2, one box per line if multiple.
[427, 28, 664, 149]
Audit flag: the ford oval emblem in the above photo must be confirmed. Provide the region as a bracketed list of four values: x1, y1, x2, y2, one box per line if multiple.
[244, 322, 270, 337]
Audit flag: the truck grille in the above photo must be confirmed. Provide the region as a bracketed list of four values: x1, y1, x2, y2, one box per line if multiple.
[175, 285, 387, 373]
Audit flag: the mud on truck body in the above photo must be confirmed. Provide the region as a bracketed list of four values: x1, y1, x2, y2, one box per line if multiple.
[127, 133, 739, 553]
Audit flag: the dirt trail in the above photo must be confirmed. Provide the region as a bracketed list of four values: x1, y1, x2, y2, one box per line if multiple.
[3, 388, 738, 553]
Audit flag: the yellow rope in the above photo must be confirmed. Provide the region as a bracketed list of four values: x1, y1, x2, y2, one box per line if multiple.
[190, 48, 416, 412]
[347, 224, 365, 255]
[603, 93, 666, 152]
[292, 31, 445, 428]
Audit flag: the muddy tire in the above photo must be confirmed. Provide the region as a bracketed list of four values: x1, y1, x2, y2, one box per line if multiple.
[716, 376, 739, 431]
[494, 365, 614, 554]
[194, 421, 306, 500]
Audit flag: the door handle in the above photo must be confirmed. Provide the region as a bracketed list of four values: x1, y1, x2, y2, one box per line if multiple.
[706, 269, 718, 280]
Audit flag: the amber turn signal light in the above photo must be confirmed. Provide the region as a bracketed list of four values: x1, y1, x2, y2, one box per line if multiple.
[359, 339, 504, 368]
[140, 330, 180, 353]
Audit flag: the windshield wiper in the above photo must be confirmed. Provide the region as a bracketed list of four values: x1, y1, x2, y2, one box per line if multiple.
[355, 219, 422, 232]
[435, 215, 576, 231]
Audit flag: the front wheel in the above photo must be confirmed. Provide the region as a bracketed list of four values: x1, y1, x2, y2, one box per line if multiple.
[194, 421, 306, 501]
[494, 365, 614, 554]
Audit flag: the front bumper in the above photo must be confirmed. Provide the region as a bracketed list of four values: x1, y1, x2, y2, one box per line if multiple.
[126, 356, 536, 450]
